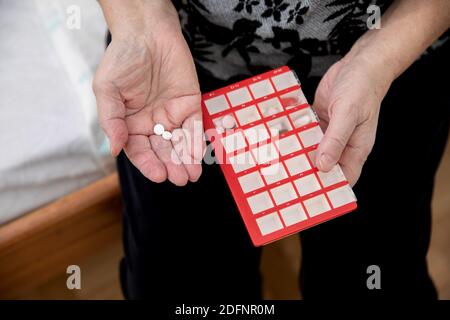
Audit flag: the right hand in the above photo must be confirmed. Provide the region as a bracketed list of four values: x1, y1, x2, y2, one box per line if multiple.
[93, 1, 204, 186]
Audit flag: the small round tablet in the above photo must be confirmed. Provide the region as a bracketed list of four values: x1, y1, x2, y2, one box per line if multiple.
[162, 131, 173, 141]
[153, 123, 165, 136]
[221, 115, 236, 129]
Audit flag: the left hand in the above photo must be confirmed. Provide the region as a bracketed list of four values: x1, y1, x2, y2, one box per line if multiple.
[93, 1, 205, 186]
[312, 54, 393, 185]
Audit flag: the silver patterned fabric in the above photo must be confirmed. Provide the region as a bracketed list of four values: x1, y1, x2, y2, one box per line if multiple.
[174, 0, 449, 80]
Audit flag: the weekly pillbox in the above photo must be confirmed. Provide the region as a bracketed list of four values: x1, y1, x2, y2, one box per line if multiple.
[202, 66, 357, 246]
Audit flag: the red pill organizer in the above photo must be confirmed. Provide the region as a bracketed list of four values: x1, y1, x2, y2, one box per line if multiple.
[201, 66, 357, 246]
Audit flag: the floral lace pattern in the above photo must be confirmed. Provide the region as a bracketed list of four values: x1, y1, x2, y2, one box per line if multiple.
[174, 0, 449, 80]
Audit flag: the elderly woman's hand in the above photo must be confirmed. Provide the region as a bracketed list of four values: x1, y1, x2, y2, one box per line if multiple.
[313, 0, 450, 186]
[313, 53, 392, 186]
[94, 0, 204, 186]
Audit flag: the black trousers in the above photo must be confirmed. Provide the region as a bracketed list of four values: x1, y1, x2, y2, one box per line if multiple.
[117, 44, 449, 300]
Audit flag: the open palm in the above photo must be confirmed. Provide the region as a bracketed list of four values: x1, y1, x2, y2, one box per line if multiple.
[94, 29, 204, 186]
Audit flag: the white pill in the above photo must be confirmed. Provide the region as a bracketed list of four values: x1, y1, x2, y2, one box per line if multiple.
[222, 115, 236, 129]
[162, 131, 173, 141]
[154, 123, 165, 135]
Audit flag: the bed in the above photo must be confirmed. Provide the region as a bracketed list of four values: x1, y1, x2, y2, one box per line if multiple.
[0, 0, 124, 298]
[0, 0, 112, 224]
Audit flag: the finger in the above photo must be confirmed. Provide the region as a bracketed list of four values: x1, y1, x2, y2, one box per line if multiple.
[310, 103, 328, 132]
[315, 104, 357, 172]
[149, 135, 189, 186]
[316, 114, 329, 133]
[171, 128, 201, 182]
[93, 83, 128, 156]
[311, 80, 331, 123]
[124, 134, 167, 183]
[311, 101, 330, 125]
[339, 125, 375, 186]
[339, 145, 366, 187]
[182, 112, 206, 163]
[171, 113, 205, 182]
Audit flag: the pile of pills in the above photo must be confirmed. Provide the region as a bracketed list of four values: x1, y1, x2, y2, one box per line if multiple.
[153, 123, 173, 141]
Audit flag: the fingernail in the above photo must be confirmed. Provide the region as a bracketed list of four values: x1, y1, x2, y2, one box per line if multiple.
[105, 137, 114, 157]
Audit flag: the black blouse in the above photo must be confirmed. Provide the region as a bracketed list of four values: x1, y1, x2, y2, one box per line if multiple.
[173, 0, 448, 80]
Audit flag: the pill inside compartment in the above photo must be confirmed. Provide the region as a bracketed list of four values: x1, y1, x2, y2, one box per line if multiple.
[213, 114, 238, 134]
[279, 88, 308, 109]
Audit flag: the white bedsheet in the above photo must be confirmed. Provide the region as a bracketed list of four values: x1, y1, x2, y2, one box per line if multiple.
[0, 0, 114, 224]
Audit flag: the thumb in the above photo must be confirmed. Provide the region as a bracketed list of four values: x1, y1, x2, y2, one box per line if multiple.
[93, 82, 128, 157]
[315, 103, 357, 172]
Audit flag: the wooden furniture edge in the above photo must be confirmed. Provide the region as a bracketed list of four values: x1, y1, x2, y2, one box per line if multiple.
[0, 173, 121, 253]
